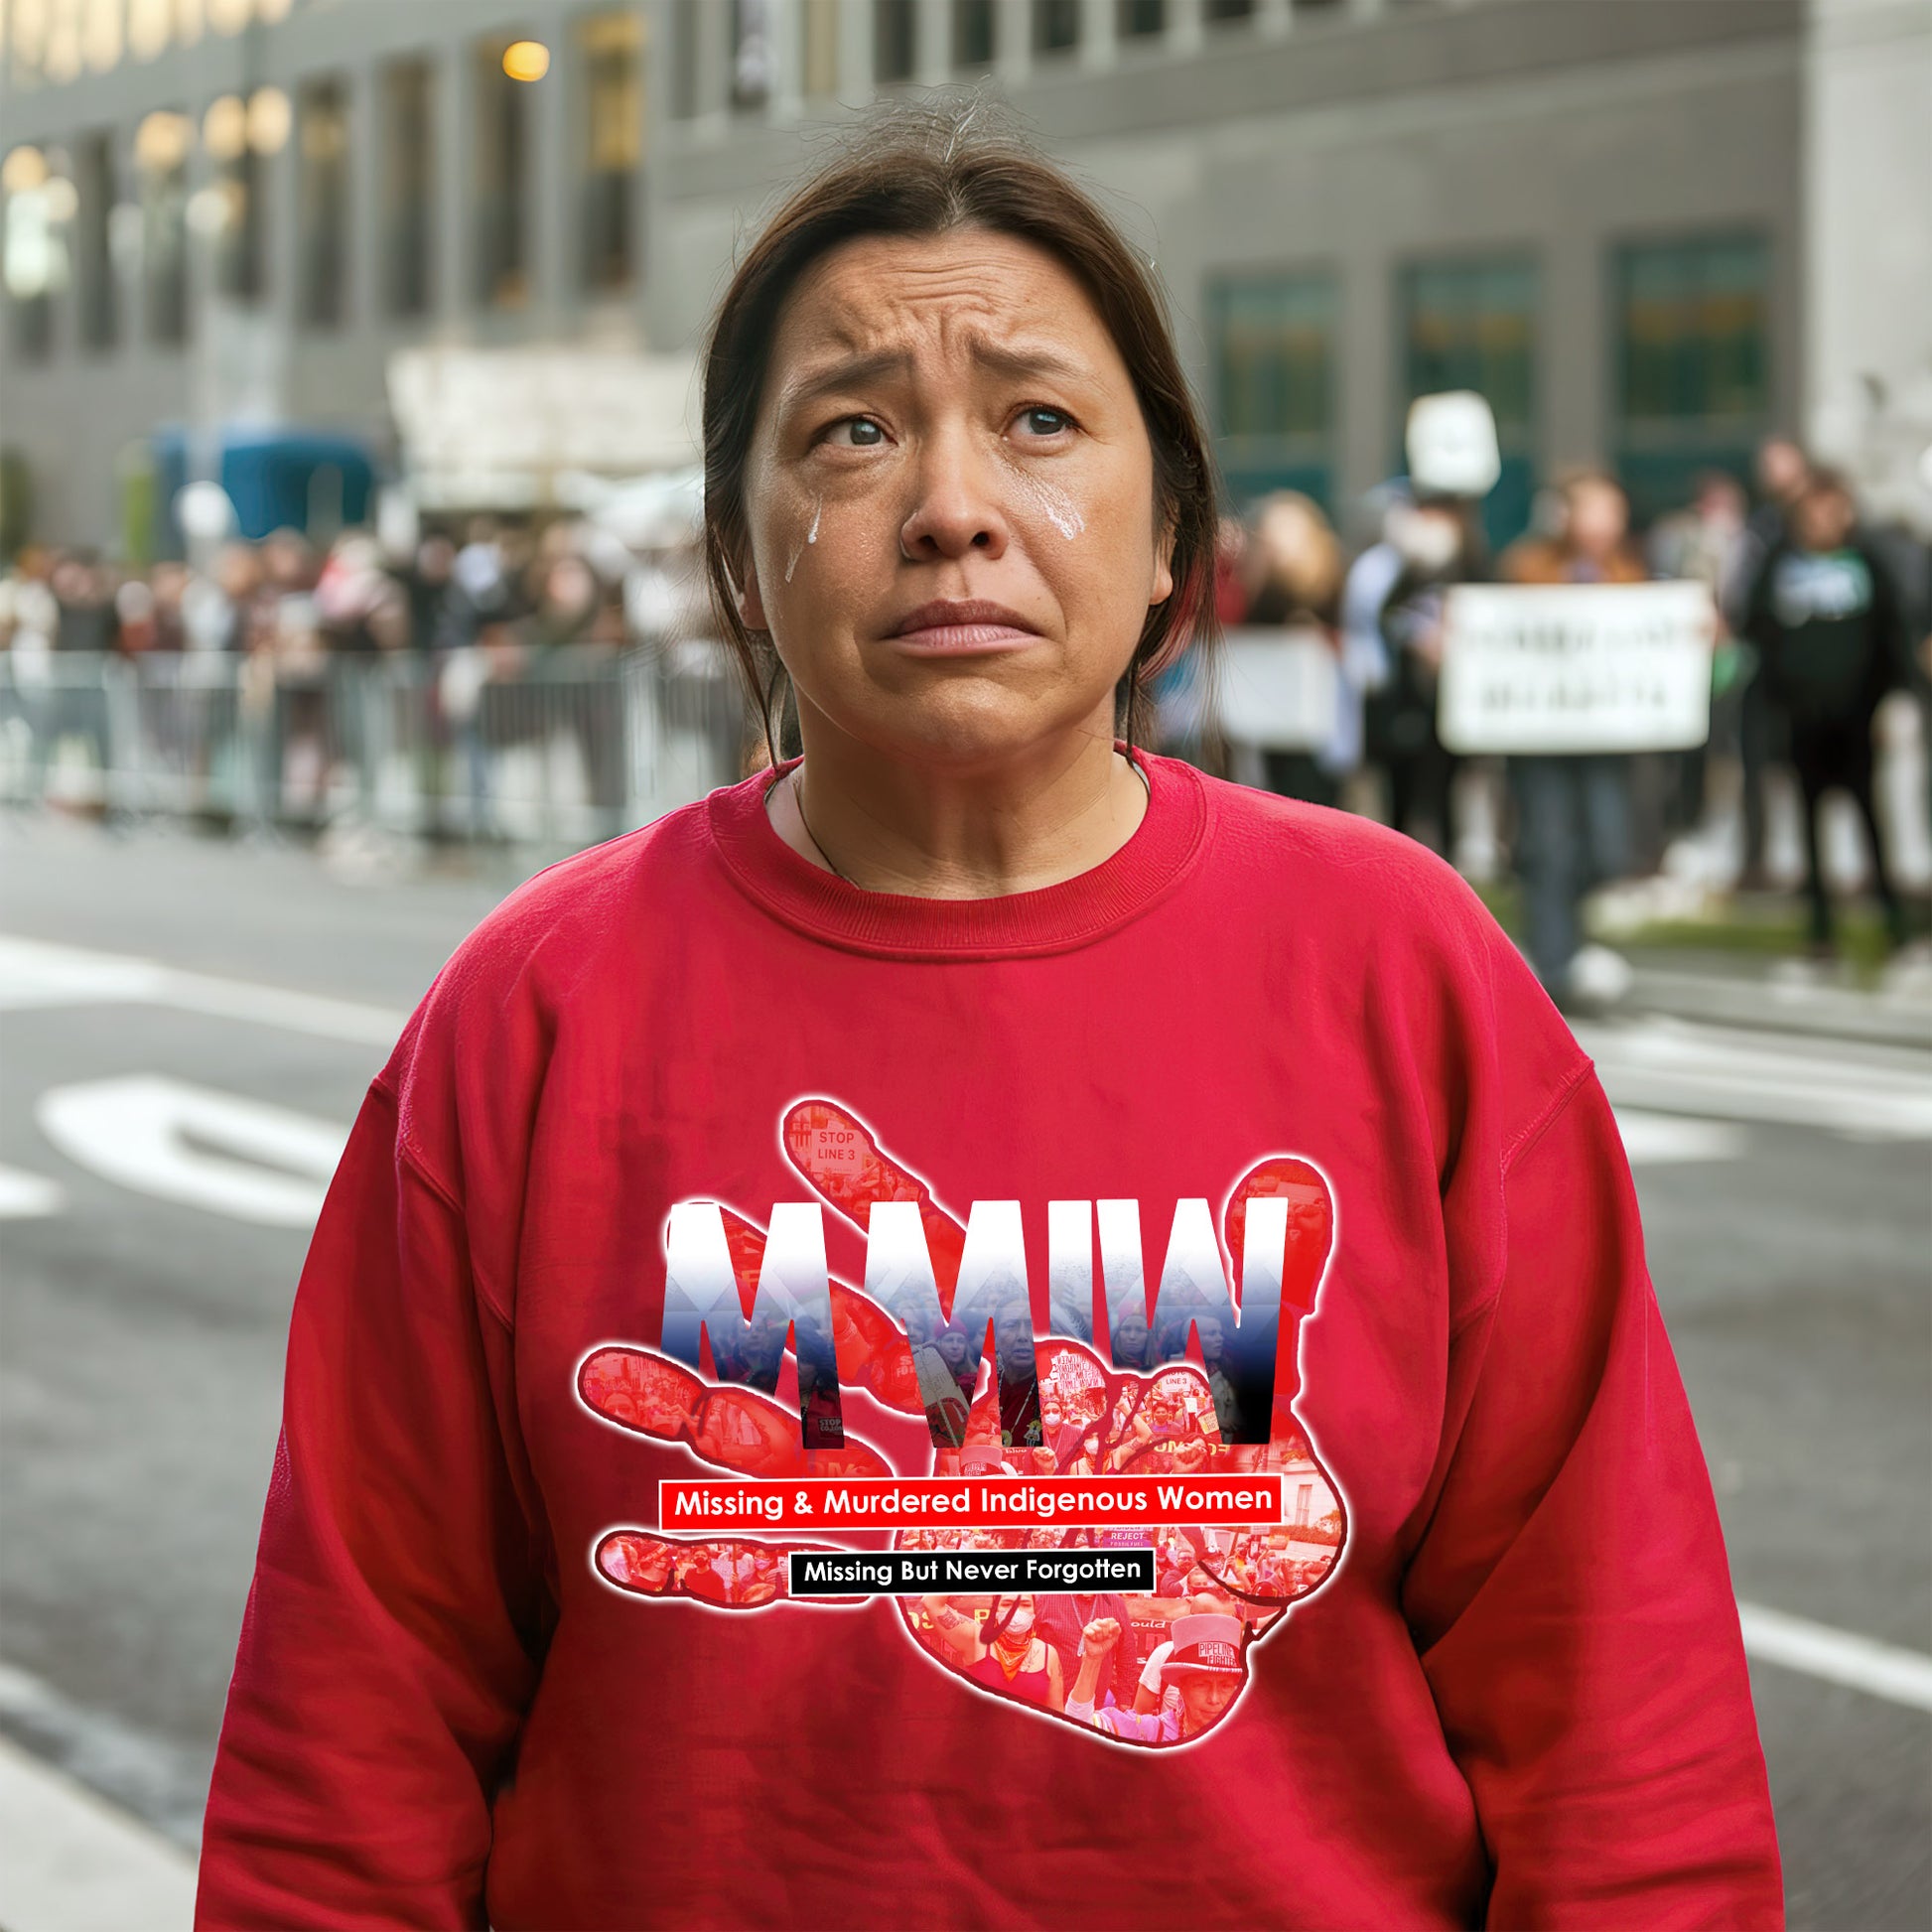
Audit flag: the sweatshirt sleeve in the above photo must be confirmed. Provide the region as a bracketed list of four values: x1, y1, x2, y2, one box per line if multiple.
[1401, 1067, 1783, 1931]
[196, 1070, 547, 1930]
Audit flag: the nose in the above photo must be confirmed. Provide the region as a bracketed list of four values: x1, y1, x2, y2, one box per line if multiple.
[898, 423, 1010, 562]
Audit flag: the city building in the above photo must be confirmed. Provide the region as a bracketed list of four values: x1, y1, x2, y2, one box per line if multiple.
[2, 0, 1927, 554]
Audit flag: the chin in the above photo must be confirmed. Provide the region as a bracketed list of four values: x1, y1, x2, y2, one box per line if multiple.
[850, 683, 1109, 768]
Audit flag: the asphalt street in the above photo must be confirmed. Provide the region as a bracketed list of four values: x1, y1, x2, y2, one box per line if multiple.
[1, 810, 1927, 1929]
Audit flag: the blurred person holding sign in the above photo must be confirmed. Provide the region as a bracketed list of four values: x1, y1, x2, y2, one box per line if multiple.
[1359, 395, 1499, 854]
[1220, 490, 1345, 804]
[1492, 470, 1653, 1006]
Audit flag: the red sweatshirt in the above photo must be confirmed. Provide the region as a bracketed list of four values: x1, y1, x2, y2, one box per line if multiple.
[198, 752, 1782, 1930]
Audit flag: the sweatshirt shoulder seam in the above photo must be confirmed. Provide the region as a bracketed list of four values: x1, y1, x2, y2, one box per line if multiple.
[1499, 1055, 1594, 1179]
[377, 1074, 517, 1335]
[1449, 1057, 1595, 1342]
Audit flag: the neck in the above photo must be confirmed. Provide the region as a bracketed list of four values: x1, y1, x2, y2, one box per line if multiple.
[766, 698, 1149, 897]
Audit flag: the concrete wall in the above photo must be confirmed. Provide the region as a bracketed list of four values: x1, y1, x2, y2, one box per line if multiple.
[1803, 0, 1932, 531]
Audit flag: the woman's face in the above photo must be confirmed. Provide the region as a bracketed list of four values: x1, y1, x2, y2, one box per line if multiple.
[738, 227, 1175, 768]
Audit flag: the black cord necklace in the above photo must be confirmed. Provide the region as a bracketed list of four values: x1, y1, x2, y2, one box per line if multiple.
[791, 755, 1150, 889]
[790, 766, 854, 885]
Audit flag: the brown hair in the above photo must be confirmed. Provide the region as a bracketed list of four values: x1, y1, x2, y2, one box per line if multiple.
[699, 96, 1219, 764]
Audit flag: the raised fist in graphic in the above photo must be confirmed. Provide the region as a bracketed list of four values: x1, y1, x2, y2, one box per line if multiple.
[578, 1098, 1344, 1748]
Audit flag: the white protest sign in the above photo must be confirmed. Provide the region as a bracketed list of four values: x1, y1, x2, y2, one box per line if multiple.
[1215, 627, 1340, 752]
[1437, 582, 1716, 755]
[1406, 392, 1501, 498]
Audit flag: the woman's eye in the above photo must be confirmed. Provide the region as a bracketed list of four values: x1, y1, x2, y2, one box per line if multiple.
[827, 417, 885, 447]
[1017, 406, 1071, 438]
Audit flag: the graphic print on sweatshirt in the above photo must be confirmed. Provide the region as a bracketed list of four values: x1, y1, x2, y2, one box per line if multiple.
[575, 1097, 1345, 1751]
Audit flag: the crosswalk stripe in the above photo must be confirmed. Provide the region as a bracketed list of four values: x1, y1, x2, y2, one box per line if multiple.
[0, 1732, 197, 1932]
[1736, 1601, 1932, 1712]
[1578, 1015, 1932, 1140]
[0, 933, 405, 1043]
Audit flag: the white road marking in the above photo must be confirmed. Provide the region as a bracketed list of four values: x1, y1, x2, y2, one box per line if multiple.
[1580, 1015, 1932, 1140]
[1612, 1109, 1748, 1166]
[5, 933, 1927, 1148]
[0, 1163, 66, 1218]
[0, 1734, 196, 1932]
[1737, 1601, 1932, 1713]
[0, 933, 406, 1044]
[37, 1075, 348, 1227]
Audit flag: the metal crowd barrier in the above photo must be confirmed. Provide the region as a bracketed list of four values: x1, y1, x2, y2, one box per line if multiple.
[0, 641, 753, 850]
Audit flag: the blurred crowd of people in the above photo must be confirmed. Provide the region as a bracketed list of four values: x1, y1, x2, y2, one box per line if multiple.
[0, 509, 713, 836]
[3, 438, 1929, 999]
[0, 513, 693, 672]
[1173, 436, 1932, 1006]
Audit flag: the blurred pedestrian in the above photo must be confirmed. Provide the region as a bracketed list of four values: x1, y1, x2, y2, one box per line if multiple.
[1650, 472, 1750, 837]
[1740, 467, 1914, 955]
[405, 533, 456, 654]
[315, 531, 409, 654]
[1501, 468, 1647, 1006]
[1731, 437, 1813, 885]
[1363, 490, 1484, 853]
[1240, 490, 1344, 805]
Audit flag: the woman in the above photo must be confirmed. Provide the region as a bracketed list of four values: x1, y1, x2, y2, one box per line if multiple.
[1500, 468, 1650, 1005]
[197, 104, 1780, 1928]
[918, 1592, 1067, 1713]
[1236, 487, 1347, 806]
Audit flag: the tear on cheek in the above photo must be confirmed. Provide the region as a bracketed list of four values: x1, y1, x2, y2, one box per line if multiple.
[784, 495, 825, 584]
[1001, 463, 1086, 540]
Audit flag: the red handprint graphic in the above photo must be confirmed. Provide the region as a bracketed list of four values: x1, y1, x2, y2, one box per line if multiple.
[578, 1099, 1344, 1749]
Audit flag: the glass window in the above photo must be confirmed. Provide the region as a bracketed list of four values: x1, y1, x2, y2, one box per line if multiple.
[44, 0, 81, 82]
[731, 0, 769, 108]
[1207, 269, 1336, 510]
[1616, 232, 1768, 430]
[1205, 0, 1254, 22]
[10, 0, 50, 85]
[580, 11, 641, 294]
[875, 0, 913, 82]
[205, 94, 264, 303]
[134, 109, 190, 345]
[128, 0, 172, 61]
[1399, 254, 1539, 545]
[1034, 0, 1079, 55]
[297, 74, 349, 328]
[670, 0, 700, 118]
[83, 0, 124, 70]
[802, 0, 841, 94]
[1613, 232, 1768, 519]
[2, 147, 64, 361]
[75, 131, 118, 349]
[381, 59, 433, 319]
[954, 0, 993, 69]
[1118, 0, 1165, 36]
[474, 38, 529, 308]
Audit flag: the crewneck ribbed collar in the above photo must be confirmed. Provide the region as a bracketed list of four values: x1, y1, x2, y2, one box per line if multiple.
[705, 746, 1207, 960]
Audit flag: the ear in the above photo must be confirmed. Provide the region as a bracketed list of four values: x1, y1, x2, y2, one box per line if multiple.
[1150, 510, 1178, 608]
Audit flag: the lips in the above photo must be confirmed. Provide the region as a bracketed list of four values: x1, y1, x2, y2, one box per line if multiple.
[888, 599, 1041, 655]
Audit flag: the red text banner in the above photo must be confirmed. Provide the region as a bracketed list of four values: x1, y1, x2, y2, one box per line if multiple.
[657, 1473, 1284, 1531]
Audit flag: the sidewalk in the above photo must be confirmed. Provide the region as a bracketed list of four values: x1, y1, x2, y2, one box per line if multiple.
[1619, 947, 1932, 1050]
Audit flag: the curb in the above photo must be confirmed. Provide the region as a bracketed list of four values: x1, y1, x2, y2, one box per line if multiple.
[1624, 965, 1932, 1051]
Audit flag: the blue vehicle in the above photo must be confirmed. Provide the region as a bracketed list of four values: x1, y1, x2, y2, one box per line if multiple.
[150, 427, 377, 552]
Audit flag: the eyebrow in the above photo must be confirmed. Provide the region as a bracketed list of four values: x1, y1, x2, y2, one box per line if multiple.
[774, 340, 1096, 419]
